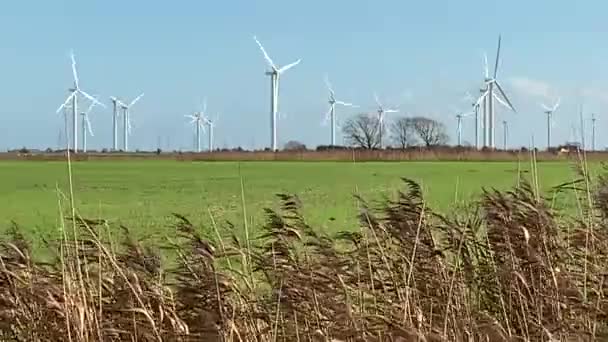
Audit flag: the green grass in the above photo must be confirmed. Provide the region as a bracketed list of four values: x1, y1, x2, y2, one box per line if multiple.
[0, 160, 589, 241]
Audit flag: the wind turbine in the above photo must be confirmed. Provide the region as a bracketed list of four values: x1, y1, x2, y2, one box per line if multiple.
[455, 110, 475, 146]
[253, 36, 301, 151]
[464, 92, 477, 147]
[478, 37, 516, 148]
[55, 50, 105, 152]
[185, 111, 206, 152]
[204, 113, 220, 152]
[541, 98, 560, 149]
[323, 75, 358, 146]
[374, 93, 399, 149]
[120, 93, 144, 152]
[80, 100, 98, 153]
[109, 96, 127, 151]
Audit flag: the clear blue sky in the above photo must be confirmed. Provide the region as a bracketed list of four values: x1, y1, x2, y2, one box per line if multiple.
[1, 0, 607, 151]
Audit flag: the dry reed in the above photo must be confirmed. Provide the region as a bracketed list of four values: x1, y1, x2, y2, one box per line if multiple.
[1, 163, 608, 341]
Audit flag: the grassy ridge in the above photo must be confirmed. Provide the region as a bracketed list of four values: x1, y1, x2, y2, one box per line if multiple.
[0, 159, 607, 340]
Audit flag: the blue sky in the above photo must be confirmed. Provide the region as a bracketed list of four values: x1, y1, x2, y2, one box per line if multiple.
[1, 0, 607, 151]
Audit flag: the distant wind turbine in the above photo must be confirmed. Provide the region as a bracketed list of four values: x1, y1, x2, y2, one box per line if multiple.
[541, 98, 561, 149]
[120, 93, 144, 152]
[55, 50, 105, 152]
[323, 75, 358, 146]
[109, 96, 126, 151]
[185, 111, 206, 152]
[253, 35, 301, 151]
[374, 93, 399, 149]
[204, 113, 219, 152]
[455, 110, 475, 146]
[476, 36, 516, 148]
[464, 91, 481, 149]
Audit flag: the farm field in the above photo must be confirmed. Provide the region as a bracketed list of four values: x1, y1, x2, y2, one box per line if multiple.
[0, 160, 592, 241]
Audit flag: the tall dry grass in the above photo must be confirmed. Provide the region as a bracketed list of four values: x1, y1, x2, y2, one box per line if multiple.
[2, 162, 608, 340]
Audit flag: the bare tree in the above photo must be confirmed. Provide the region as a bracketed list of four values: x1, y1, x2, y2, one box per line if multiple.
[342, 113, 381, 149]
[411, 116, 449, 147]
[391, 117, 417, 148]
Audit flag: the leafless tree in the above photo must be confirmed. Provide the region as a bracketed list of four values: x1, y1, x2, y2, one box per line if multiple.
[391, 117, 417, 148]
[342, 113, 381, 149]
[411, 116, 449, 147]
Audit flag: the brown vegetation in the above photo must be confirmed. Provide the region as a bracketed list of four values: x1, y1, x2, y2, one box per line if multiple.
[5, 148, 608, 162]
[1, 160, 608, 340]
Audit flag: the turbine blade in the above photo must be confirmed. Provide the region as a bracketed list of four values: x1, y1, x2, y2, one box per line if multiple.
[127, 117, 132, 135]
[492, 92, 510, 110]
[335, 100, 357, 107]
[85, 116, 94, 137]
[493, 35, 501, 78]
[374, 93, 382, 107]
[483, 51, 489, 79]
[56, 92, 76, 113]
[129, 93, 145, 107]
[85, 99, 97, 114]
[541, 103, 552, 112]
[70, 50, 80, 89]
[324, 74, 335, 95]
[494, 81, 516, 112]
[552, 98, 561, 112]
[464, 91, 474, 103]
[253, 36, 277, 71]
[475, 90, 489, 107]
[79, 90, 106, 108]
[322, 106, 332, 126]
[278, 59, 301, 73]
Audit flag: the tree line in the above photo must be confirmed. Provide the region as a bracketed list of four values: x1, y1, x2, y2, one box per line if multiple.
[341, 113, 449, 149]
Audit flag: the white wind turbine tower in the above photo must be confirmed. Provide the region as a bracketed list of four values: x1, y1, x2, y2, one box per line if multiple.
[477, 37, 516, 148]
[455, 110, 475, 146]
[56, 51, 105, 152]
[253, 36, 301, 151]
[323, 75, 358, 146]
[120, 93, 144, 152]
[541, 98, 560, 149]
[80, 100, 98, 153]
[374, 93, 399, 149]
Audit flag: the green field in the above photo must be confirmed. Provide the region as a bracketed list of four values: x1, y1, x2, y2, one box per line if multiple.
[0, 160, 590, 241]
